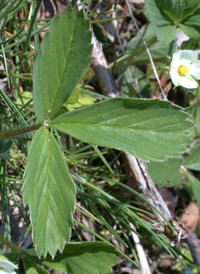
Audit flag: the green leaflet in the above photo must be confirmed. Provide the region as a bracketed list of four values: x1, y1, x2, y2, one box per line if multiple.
[21, 243, 118, 274]
[33, 7, 92, 123]
[178, 11, 200, 40]
[146, 0, 200, 42]
[23, 256, 49, 274]
[41, 242, 118, 274]
[126, 24, 177, 62]
[183, 145, 200, 171]
[23, 127, 76, 257]
[50, 98, 193, 161]
[0, 139, 12, 154]
[147, 158, 182, 186]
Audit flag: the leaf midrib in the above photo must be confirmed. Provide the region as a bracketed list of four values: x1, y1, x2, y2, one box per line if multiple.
[52, 121, 188, 133]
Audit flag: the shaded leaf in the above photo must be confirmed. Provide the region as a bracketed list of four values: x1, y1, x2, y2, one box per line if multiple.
[50, 98, 192, 161]
[156, 25, 176, 44]
[23, 127, 76, 257]
[126, 24, 176, 60]
[184, 145, 200, 171]
[0, 139, 12, 154]
[147, 158, 182, 186]
[188, 102, 200, 138]
[23, 256, 49, 274]
[3, 253, 19, 267]
[146, 0, 200, 42]
[181, 38, 200, 51]
[42, 242, 118, 274]
[119, 66, 151, 98]
[33, 7, 92, 123]
[178, 7, 200, 40]
[23, 263, 38, 274]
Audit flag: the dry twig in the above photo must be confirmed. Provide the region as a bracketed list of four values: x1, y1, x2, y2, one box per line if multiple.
[90, 24, 200, 271]
[130, 223, 152, 274]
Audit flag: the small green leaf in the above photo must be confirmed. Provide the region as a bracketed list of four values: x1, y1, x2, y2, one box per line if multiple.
[146, 0, 172, 27]
[147, 158, 182, 186]
[3, 253, 19, 267]
[33, 7, 92, 123]
[16, 91, 33, 108]
[146, 0, 200, 42]
[23, 256, 49, 274]
[120, 66, 151, 98]
[23, 258, 39, 274]
[178, 14, 200, 40]
[64, 89, 96, 111]
[178, 6, 200, 40]
[184, 145, 200, 171]
[126, 24, 177, 60]
[181, 38, 200, 50]
[0, 139, 12, 154]
[23, 127, 76, 257]
[156, 25, 176, 44]
[42, 242, 118, 274]
[188, 102, 200, 138]
[65, 87, 80, 105]
[50, 98, 192, 161]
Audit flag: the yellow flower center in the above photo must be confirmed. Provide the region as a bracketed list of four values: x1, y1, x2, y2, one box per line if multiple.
[177, 65, 189, 76]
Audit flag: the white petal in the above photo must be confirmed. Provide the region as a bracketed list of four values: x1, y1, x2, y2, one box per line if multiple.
[189, 62, 200, 79]
[180, 50, 198, 64]
[179, 76, 198, 89]
[0, 271, 16, 274]
[171, 51, 182, 69]
[0, 261, 17, 269]
[0, 261, 17, 274]
[170, 68, 181, 86]
[180, 59, 191, 66]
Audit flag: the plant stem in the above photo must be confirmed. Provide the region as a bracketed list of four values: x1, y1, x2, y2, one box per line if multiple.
[0, 72, 32, 81]
[0, 124, 42, 140]
[0, 234, 19, 252]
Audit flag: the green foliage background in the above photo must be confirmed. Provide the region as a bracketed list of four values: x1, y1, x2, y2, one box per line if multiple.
[0, 1, 200, 273]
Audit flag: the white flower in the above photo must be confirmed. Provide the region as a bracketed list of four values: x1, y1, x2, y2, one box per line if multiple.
[170, 50, 200, 89]
[0, 260, 18, 274]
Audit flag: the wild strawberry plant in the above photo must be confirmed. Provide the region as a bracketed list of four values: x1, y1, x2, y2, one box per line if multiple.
[1, 1, 200, 273]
